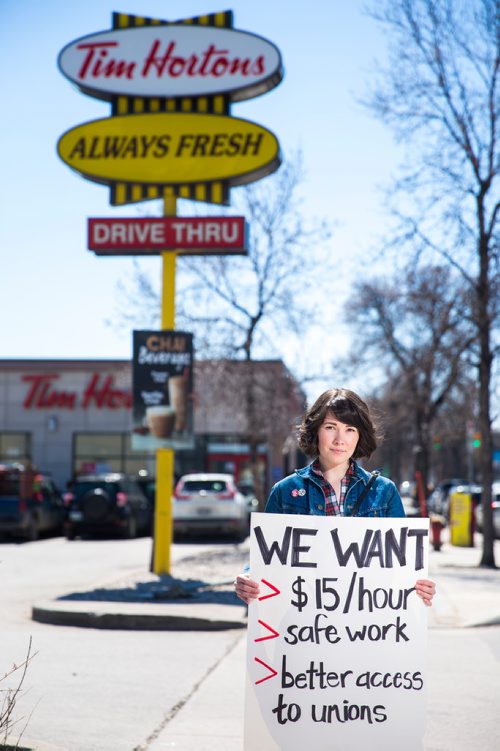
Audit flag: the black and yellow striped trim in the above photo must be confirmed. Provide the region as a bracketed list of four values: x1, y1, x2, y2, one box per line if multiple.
[109, 11, 233, 206]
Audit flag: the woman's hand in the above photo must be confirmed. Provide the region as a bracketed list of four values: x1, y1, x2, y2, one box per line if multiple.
[235, 574, 260, 604]
[414, 579, 436, 607]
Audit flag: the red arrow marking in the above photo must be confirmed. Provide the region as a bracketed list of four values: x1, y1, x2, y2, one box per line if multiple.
[255, 619, 280, 642]
[254, 657, 278, 685]
[258, 579, 281, 600]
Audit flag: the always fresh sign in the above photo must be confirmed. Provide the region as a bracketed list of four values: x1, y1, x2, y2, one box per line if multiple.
[57, 112, 280, 186]
[58, 24, 283, 101]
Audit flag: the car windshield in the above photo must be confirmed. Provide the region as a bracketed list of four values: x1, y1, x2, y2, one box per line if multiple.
[182, 480, 229, 493]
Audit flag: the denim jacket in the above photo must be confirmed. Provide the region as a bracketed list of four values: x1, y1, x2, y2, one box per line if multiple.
[265, 461, 405, 518]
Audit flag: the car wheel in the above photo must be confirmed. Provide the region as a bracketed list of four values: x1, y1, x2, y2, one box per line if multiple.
[65, 527, 76, 541]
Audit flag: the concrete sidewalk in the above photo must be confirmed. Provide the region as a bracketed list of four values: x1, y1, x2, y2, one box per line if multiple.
[147, 632, 247, 751]
[426, 532, 500, 628]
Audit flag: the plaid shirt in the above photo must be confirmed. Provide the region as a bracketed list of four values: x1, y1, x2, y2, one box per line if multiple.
[312, 459, 355, 516]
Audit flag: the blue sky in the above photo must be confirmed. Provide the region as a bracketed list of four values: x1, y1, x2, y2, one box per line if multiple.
[1, 1, 400, 388]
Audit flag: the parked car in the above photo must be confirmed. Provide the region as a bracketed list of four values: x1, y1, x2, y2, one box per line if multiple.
[64, 474, 152, 540]
[172, 473, 250, 540]
[236, 479, 260, 513]
[428, 479, 483, 526]
[426, 478, 469, 517]
[136, 471, 156, 510]
[0, 463, 64, 541]
[474, 482, 500, 538]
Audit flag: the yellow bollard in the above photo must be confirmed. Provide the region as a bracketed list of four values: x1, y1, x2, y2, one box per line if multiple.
[449, 491, 473, 547]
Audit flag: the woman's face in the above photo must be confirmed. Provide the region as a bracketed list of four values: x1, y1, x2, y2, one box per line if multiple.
[317, 412, 359, 470]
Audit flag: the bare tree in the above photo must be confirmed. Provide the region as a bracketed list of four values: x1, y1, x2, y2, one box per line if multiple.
[366, 375, 478, 490]
[365, 0, 499, 566]
[347, 264, 475, 492]
[112, 153, 329, 361]
[174, 154, 329, 360]
[1, 637, 37, 749]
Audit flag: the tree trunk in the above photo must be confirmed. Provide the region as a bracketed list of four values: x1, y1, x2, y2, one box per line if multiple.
[477, 227, 496, 567]
[414, 413, 431, 496]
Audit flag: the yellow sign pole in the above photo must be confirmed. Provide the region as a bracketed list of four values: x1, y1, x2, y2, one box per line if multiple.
[449, 491, 473, 547]
[152, 191, 177, 575]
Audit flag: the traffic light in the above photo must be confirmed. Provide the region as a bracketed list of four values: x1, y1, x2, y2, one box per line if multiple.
[472, 432, 481, 448]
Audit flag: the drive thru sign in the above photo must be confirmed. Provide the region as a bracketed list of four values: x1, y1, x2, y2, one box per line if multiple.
[88, 216, 248, 255]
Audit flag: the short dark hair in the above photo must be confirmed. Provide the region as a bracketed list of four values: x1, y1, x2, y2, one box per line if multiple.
[297, 388, 378, 459]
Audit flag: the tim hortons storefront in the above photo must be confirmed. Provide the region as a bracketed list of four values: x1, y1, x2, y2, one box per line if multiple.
[0, 359, 306, 491]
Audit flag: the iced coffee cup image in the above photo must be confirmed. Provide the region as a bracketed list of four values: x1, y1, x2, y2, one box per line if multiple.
[168, 374, 188, 432]
[145, 405, 176, 439]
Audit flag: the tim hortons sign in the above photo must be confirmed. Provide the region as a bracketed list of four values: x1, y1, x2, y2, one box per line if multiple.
[88, 216, 248, 255]
[57, 13, 283, 206]
[21, 373, 131, 410]
[58, 23, 283, 101]
[57, 112, 280, 187]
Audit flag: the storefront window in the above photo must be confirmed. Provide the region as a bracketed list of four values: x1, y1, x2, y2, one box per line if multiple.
[73, 433, 153, 477]
[76, 434, 122, 457]
[0, 432, 31, 465]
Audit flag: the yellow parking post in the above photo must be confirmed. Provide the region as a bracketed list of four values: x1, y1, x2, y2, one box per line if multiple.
[449, 491, 473, 547]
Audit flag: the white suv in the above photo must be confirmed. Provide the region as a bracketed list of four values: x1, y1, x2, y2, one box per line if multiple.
[172, 473, 250, 540]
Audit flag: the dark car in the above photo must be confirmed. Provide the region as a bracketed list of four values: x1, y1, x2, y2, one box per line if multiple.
[426, 478, 469, 517]
[64, 474, 152, 540]
[136, 472, 156, 509]
[0, 463, 64, 541]
[428, 479, 482, 523]
[475, 482, 500, 538]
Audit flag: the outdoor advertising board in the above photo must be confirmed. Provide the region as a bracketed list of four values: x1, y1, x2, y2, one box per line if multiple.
[88, 216, 247, 255]
[58, 22, 283, 101]
[132, 330, 194, 451]
[58, 112, 280, 188]
[57, 11, 283, 208]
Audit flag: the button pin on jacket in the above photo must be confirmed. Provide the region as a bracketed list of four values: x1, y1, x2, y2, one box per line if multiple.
[291, 489, 299, 497]
[298, 489, 306, 496]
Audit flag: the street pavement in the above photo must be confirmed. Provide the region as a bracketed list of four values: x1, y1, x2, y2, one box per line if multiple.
[29, 528, 500, 750]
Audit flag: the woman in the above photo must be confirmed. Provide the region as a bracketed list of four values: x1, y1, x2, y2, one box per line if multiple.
[235, 387, 436, 606]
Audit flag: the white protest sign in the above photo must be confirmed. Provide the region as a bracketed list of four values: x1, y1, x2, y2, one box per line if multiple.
[244, 514, 430, 751]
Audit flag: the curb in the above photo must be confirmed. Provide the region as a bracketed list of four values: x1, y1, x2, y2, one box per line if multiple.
[32, 600, 247, 631]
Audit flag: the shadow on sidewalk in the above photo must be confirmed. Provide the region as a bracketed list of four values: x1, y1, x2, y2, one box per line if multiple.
[57, 575, 242, 607]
